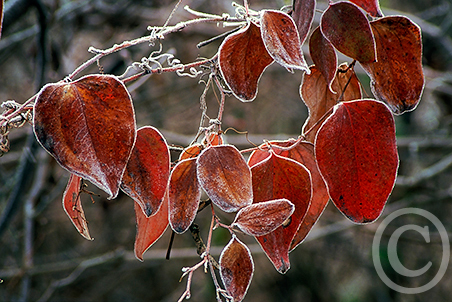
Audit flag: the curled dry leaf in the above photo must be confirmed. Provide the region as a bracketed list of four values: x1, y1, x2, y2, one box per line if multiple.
[33, 74, 136, 199]
[197, 145, 253, 213]
[251, 152, 311, 273]
[292, 0, 316, 45]
[349, 0, 383, 17]
[218, 22, 274, 102]
[169, 158, 201, 234]
[220, 235, 254, 302]
[301, 63, 362, 143]
[320, 1, 376, 63]
[315, 99, 399, 224]
[361, 16, 424, 114]
[62, 174, 92, 240]
[121, 126, 170, 217]
[232, 199, 295, 237]
[260, 10, 309, 72]
[134, 191, 169, 261]
[309, 26, 337, 92]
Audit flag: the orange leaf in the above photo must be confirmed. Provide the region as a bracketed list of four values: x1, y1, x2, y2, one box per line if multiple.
[169, 158, 201, 234]
[321, 2, 376, 63]
[179, 144, 202, 161]
[292, 0, 316, 45]
[220, 236, 254, 302]
[201, 132, 223, 147]
[309, 26, 337, 92]
[62, 174, 92, 240]
[218, 22, 274, 102]
[197, 145, 253, 212]
[134, 191, 169, 261]
[260, 10, 309, 72]
[349, 0, 383, 17]
[361, 16, 424, 114]
[33, 75, 136, 199]
[315, 99, 399, 223]
[121, 126, 170, 217]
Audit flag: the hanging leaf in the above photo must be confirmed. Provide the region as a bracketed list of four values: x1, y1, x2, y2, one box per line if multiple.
[260, 10, 309, 72]
[320, 2, 376, 63]
[309, 26, 337, 91]
[349, 0, 383, 17]
[292, 0, 316, 45]
[121, 126, 170, 217]
[232, 199, 294, 237]
[301, 63, 362, 142]
[315, 99, 399, 224]
[169, 158, 201, 234]
[62, 174, 92, 240]
[248, 140, 329, 249]
[134, 191, 169, 261]
[197, 145, 253, 213]
[218, 22, 274, 102]
[251, 153, 311, 273]
[179, 143, 203, 161]
[361, 16, 424, 114]
[220, 235, 254, 302]
[33, 74, 136, 199]
[201, 132, 223, 147]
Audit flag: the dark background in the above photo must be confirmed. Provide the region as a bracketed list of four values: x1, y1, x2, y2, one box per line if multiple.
[1, 0, 452, 301]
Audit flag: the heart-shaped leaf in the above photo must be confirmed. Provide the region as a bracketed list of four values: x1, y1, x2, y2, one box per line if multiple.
[315, 99, 399, 223]
[134, 191, 169, 261]
[260, 10, 309, 72]
[169, 158, 201, 234]
[121, 126, 170, 217]
[33, 75, 136, 199]
[197, 145, 253, 213]
[361, 16, 424, 114]
[251, 153, 311, 273]
[218, 22, 274, 102]
[292, 0, 316, 45]
[301, 63, 362, 142]
[349, 0, 383, 17]
[62, 174, 92, 240]
[220, 235, 254, 302]
[321, 1, 376, 63]
[309, 26, 337, 91]
[232, 199, 294, 237]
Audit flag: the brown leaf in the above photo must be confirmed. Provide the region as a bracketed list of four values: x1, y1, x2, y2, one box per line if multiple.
[292, 0, 316, 45]
[349, 0, 383, 17]
[315, 99, 399, 223]
[197, 145, 253, 213]
[361, 16, 424, 114]
[169, 158, 201, 234]
[62, 174, 93, 240]
[220, 236, 254, 302]
[309, 26, 337, 92]
[218, 22, 274, 102]
[121, 126, 170, 217]
[134, 191, 169, 261]
[321, 2, 376, 63]
[301, 63, 362, 142]
[33, 75, 136, 199]
[232, 199, 294, 237]
[260, 10, 309, 72]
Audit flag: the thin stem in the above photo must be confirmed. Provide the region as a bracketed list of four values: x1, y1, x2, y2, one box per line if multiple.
[303, 106, 335, 137]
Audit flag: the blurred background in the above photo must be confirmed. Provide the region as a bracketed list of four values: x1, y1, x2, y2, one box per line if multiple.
[1, 0, 451, 301]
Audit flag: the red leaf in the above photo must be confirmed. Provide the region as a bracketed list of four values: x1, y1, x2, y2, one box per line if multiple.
[301, 63, 362, 142]
[232, 199, 294, 237]
[309, 26, 337, 91]
[202, 132, 223, 147]
[315, 99, 399, 223]
[248, 140, 329, 249]
[260, 10, 309, 72]
[121, 126, 170, 217]
[134, 191, 169, 261]
[179, 144, 202, 161]
[292, 0, 316, 45]
[197, 145, 253, 213]
[218, 22, 274, 102]
[361, 16, 424, 114]
[62, 174, 92, 240]
[321, 2, 376, 63]
[33, 75, 136, 199]
[349, 0, 383, 17]
[220, 236, 254, 302]
[169, 158, 201, 234]
[251, 153, 311, 273]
